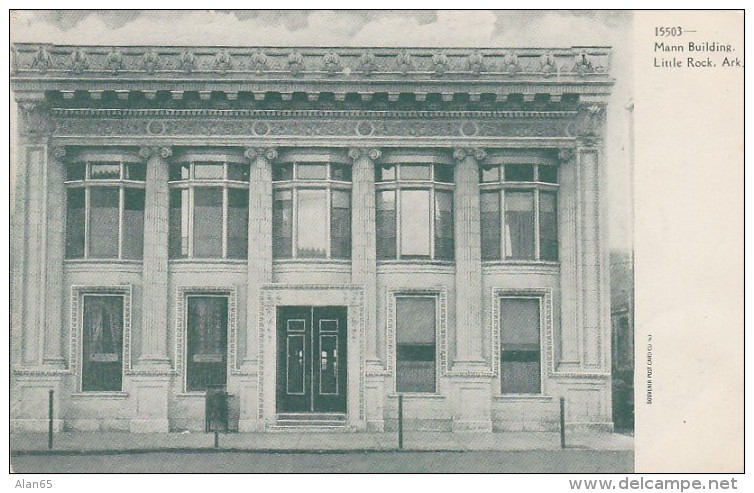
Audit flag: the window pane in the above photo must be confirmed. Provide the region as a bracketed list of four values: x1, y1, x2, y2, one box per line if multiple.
[376, 190, 396, 259]
[400, 190, 431, 257]
[434, 191, 454, 260]
[434, 164, 454, 183]
[88, 187, 120, 258]
[169, 163, 190, 181]
[122, 188, 144, 260]
[400, 164, 431, 181]
[504, 164, 534, 182]
[396, 297, 436, 344]
[89, 162, 121, 180]
[65, 188, 86, 258]
[273, 163, 293, 181]
[82, 296, 123, 392]
[123, 164, 146, 181]
[169, 189, 189, 258]
[227, 163, 251, 182]
[227, 189, 249, 259]
[193, 188, 223, 258]
[500, 298, 541, 394]
[194, 162, 224, 180]
[186, 297, 228, 392]
[375, 164, 396, 182]
[480, 165, 499, 183]
[330, 164, 352, 182]
[272, 190, 293, 258]
[539, 165, 558, 184]
[66, 163, 86, 181]
[297, 164, 328, 180]
[296, 189, 328, 258]
[396, 297, 436, 393]
[330, 190, 351, 259]
[504, 191, 535, 259]
[539, 192, 558, 261]
[481, 191, 501, 260]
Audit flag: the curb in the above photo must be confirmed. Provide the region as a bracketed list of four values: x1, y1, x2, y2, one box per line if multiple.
[11, 447, 475, 457]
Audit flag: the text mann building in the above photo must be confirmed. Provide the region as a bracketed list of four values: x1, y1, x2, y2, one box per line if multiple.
[11, 44, 614, 433]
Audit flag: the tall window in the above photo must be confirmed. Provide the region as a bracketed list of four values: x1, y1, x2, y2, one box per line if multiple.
[480, 163, 558, 261]
[186, 296, 229, 392]
[272, 161, 352, 259]
[500, 297, 541, 394]
[375, 162, 454, 260]
[396, 296, 437, 393]
[81, 295, 124, 392]
[65, 159, 146, 260]
[168, 157, 249, 259]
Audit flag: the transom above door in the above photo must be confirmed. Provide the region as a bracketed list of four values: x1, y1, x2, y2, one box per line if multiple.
[276, 306, 347, 413]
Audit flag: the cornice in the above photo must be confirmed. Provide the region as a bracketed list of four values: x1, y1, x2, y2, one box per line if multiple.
[12, 44, 612, 80]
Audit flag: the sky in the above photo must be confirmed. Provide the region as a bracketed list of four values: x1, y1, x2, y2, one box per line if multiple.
[9, 9, 634, 249]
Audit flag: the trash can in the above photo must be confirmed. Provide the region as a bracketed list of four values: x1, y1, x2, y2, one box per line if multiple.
[205, 386, 229, 433]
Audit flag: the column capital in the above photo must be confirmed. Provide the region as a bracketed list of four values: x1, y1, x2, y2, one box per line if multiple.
[245, 147, 278, 161]
[348, 147, 382, 161]
[453, 147, 487, 162]
[138, 146, 172, 160]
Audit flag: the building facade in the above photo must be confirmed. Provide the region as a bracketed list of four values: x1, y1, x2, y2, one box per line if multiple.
[11, 44, 614, 433]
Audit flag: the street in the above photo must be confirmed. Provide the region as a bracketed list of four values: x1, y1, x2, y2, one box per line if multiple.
[12, 450, 633, 473]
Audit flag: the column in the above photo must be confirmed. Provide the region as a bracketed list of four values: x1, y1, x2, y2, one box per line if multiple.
[349, 147, 381, 366]
[452, 147, 487, 369]
[138, 146, 171, 367]
[244, 147, 276, 367]
[43, 146, 66, 367]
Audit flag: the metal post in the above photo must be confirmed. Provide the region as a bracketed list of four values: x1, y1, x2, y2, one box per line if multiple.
[559, 397, 566, 449]
[214, 427, 219, 449]
[48, 390, 54, 450]
[398, 394, 404, 450]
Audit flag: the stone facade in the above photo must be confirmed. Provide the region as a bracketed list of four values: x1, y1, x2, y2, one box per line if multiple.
[11, 44, 614, 433]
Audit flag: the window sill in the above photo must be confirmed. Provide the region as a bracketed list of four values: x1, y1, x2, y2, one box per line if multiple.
[176, 392, 235, 398]
[70, 391, 129, 399]
[64, 260, 143, 273]
[377, 261, 455, 275]
[494, 394, 554, 402]
[388, 393, 446, 400]
[482, 261, 559, 274]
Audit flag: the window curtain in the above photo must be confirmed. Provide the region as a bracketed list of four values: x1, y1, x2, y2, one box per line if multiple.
[504, 191, 535, 259]
[82, 296, 123, 392]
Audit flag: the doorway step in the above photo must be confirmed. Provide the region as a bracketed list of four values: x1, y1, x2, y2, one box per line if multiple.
[270, 413, 348, 432]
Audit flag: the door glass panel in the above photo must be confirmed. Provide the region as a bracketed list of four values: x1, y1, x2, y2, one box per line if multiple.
[319, 335, 339, 395]
[296, 189, 328, 258]
[286, 334, 306, 395]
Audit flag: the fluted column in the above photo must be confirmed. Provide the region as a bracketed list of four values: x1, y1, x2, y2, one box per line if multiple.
[244, 147, 276, 368]
[452, 147, 486, 370]
[349, 147, 381, 366]
[138, 146, 171, 367]
[43, 146, 66, 367]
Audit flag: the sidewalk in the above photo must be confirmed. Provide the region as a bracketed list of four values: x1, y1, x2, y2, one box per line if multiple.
[10, 430, 633, 455]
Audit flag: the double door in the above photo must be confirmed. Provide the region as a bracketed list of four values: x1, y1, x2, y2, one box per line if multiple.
[276, 306, 347, 413]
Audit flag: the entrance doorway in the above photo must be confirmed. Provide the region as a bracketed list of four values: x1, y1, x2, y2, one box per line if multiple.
[276, 306, 347, 413]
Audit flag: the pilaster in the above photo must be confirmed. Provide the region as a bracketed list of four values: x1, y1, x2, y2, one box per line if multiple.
[43, 146, 66, 367]
[349, 147, 381, 368]
[138, 145, 172, 368]
[451, 147, 487, 371]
